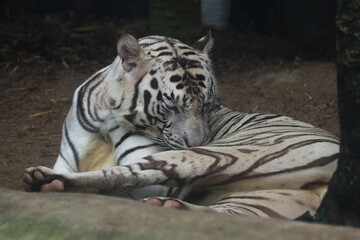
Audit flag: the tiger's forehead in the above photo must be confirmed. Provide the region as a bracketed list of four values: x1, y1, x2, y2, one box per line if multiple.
[138, 36, 215, 106]
[138, 36, 209, 63]
[139, 36, 190, 50]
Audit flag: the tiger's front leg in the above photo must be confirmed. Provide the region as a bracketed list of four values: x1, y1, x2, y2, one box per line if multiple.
[24, 139, 337, 196]
[24, 165, 138, 195]
[24, 149, 223, 195]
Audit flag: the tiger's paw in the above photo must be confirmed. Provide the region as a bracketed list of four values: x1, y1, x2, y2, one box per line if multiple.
[142, 197, 185, 209]
[23, 166, 65, 192]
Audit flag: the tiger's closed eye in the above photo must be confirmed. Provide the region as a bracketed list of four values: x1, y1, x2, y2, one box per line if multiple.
[163, 102, 180, 114]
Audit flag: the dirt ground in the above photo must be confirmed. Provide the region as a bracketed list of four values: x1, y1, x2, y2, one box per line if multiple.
[0, 15, 338, 191]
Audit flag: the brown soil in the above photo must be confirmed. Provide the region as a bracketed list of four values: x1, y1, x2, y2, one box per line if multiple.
[0, 15, 338, 191]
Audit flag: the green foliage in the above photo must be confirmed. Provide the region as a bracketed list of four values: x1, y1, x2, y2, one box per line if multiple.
[149, 0, 202, 43]
[314, 208, 327, 224]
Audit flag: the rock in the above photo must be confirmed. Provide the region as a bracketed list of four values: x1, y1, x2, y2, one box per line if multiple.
[0, 189, 359, 240]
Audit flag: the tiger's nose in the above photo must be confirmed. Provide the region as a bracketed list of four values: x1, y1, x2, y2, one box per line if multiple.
[188, 142, 198, 147]
[184, 136, 203, 148]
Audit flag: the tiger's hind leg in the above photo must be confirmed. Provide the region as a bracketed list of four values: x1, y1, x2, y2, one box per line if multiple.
[143, 198, 184, 209]
[142, 186, 327, 220]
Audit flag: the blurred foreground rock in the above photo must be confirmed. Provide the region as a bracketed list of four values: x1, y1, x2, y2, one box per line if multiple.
[0, 189, 359, 240]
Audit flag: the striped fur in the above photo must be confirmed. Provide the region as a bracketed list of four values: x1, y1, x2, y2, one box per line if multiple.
[25, 33, 339, 220]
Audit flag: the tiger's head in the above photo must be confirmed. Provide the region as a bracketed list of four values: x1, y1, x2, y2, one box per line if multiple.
[107, 33, 216, 149]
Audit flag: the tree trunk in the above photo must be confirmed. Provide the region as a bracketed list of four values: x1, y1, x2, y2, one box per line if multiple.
[315, 0, 360, 226]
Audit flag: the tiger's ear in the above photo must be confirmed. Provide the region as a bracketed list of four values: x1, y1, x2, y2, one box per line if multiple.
[192, 31, 213, 54]
[117, 34, 144, 72]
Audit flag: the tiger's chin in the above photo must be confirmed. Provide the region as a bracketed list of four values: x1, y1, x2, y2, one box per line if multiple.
[162, 139, 187, 150]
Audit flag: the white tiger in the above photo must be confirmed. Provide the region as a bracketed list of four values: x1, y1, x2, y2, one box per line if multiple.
[24, 33, 339, 220]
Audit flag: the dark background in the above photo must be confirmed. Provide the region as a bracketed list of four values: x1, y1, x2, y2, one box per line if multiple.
[1, 0, 336, 59]
[1, 0, 336, 41]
